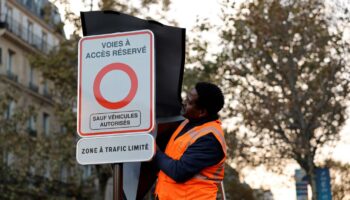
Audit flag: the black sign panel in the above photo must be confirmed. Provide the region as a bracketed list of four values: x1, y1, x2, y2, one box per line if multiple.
[81, 11, 185, 118]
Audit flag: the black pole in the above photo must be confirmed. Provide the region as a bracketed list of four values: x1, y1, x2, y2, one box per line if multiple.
[113, 163, 123, 200]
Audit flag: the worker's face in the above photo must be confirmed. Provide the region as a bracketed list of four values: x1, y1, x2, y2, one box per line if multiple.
[182, 88, 206, 120]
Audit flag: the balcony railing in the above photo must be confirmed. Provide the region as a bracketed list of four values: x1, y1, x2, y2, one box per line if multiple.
[0, 14, 52, 53]
[15, 0, 63, 30]
[29, 82, 39, 93]
[43, 89, 52, 100]
[7, 70, 18, 82]
[28, 129, 37, 137]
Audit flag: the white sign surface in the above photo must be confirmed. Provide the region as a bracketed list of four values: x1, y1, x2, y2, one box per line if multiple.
[76, 133, 155, 165]
[77, 30, 155, 137]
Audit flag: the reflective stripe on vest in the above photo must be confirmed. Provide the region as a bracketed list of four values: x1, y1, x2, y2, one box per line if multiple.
[194, 163, 224, 183]
[187, 126, 226, 152]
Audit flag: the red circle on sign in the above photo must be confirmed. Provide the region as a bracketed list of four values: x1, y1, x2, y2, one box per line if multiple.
[93, 63, 138, 109]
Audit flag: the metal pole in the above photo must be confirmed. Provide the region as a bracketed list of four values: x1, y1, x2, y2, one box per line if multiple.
[113, 163, 123, 200]
[220, 181, 226, 200]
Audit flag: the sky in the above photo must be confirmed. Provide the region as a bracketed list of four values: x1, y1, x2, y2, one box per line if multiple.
[54, 0, 350, 199]
[55, 0, 221, 37]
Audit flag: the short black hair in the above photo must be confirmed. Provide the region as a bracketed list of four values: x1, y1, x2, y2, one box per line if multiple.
[195, 82, 225, 117]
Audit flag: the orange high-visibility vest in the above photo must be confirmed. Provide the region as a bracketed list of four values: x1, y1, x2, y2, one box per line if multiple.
[155, 119, 227, 200]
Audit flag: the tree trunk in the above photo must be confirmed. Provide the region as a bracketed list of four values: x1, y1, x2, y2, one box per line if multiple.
[98, 175, 109, 200]
[95, 165, 112, 200]
[307, 152, 317, 200]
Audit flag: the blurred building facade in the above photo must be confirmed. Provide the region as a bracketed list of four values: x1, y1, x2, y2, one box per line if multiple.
[0, 0, 64, 165]
[0, 0, 94, 198]
[0, 0, 61, 140]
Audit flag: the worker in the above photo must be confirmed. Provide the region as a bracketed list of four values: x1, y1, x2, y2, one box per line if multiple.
[155, 82, 227, 199]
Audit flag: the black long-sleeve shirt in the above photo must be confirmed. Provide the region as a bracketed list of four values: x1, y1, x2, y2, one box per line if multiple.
[155, 117, 224, 183]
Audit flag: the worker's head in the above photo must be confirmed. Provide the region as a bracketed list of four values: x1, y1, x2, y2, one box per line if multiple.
[183, 82, 224, 120]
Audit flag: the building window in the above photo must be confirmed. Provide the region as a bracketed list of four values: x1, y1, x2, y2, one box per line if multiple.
[7, 50, 14, 73]
[44, 161, 51, 178]
[43, 80, 48, 93]
[27, 21, 33, 44]
[5, 101, 16, 120]
[6, 5, 13, 30]
[7, 50, 17, 82]
[83, 166, 92, 179]
[4, 152, 15, 166]
[25, 0, 33, 10]
[60, 166, 67, 182]
[0, 47, 2, 64]
[43, 80, 51, 99]
[43, 113, 50, 135]
[29, 66, 34, 83]
[28, 115, 37, 136]
[60, 125, 67, 134]
[29, 66, 38, 92]
[41, 31, 47, 52]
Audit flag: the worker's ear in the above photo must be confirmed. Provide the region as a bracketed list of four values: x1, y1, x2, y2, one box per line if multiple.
[197, 108, 208, 118]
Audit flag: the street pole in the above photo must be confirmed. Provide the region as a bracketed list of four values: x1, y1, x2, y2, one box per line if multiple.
[220, 181, 226, 200]
[113, 163, 123, 200]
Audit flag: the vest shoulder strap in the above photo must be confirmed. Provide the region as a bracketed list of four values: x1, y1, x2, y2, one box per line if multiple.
[186, 121, 227, 154]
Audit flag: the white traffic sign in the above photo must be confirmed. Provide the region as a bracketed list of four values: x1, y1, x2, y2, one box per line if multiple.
[76, 133, 155, 165]
[77, 30, 155, 137]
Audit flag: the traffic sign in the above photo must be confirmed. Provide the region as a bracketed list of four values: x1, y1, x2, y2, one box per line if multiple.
[295, 169, 308, 200]
[77, 30, 155, 137]
[315, 168, 332, 200]
[76, 133, 155, 165]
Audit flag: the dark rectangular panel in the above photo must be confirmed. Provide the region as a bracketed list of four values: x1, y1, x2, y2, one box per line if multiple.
[80, 11, 185, 118]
